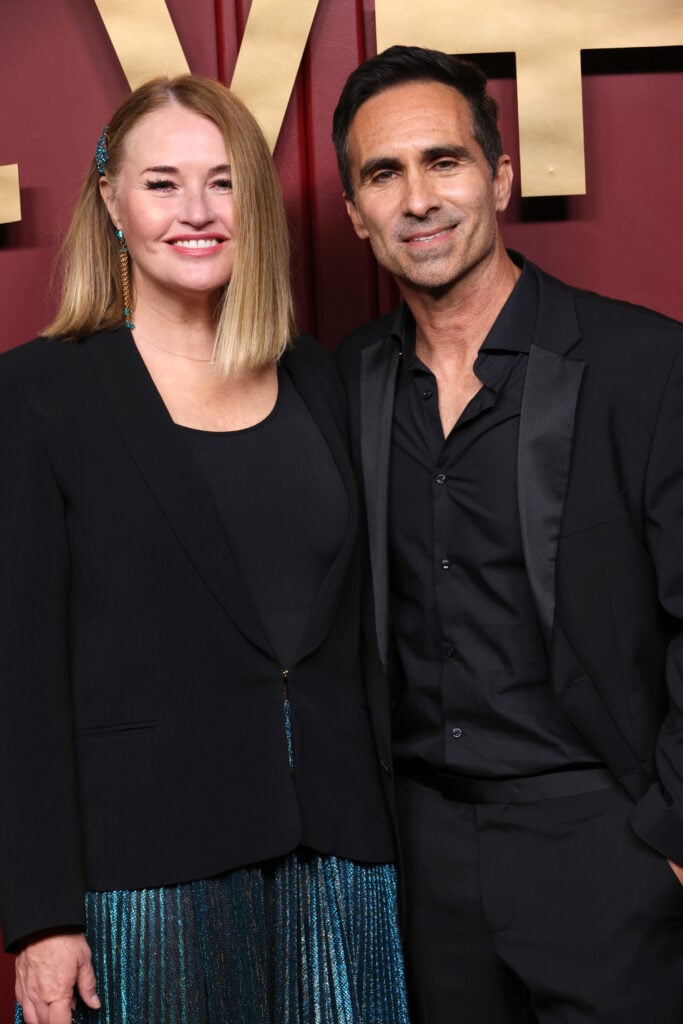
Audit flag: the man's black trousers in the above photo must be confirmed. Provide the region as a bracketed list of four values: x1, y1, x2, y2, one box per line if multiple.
[396, 773, 683, 1023]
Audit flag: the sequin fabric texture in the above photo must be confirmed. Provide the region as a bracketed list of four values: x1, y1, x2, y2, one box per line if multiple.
[15, 853, 409, 1024]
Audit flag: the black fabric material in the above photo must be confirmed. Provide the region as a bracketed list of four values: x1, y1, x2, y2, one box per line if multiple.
[389, 264, 599, 778]
[398, 762, 630, 804]
[517, 344, 584, 649]
[395, 775, 683, 1024]
[180, 370, 347, 667]
[359, 339, 401, 669]
[0, 330, 395, 951]
[335, 253, 683, 866]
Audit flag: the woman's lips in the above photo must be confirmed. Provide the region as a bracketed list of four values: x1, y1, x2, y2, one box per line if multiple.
[166, 235, 227, 252]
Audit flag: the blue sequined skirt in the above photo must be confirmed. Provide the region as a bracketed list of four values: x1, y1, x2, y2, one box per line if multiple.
[15, 851, 408, 1024]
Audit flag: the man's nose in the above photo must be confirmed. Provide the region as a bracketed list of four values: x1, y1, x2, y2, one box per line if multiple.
[401, 171, 441, 218]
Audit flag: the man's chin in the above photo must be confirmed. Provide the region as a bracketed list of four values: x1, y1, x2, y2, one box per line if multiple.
[396, 264, 461, 294]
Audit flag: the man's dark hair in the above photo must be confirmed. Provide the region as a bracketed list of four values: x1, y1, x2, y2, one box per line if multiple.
[332, 45, 502, 199]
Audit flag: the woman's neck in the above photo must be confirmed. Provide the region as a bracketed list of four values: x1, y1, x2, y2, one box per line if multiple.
[130, 300, 217, 363]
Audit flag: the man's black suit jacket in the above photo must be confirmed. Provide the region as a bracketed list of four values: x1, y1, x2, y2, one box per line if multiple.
[336, 257, 683, 867]
[0, 329, 394, 950]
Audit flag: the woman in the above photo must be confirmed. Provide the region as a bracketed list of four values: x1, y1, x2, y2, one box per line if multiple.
[0, 75, 408, 1024]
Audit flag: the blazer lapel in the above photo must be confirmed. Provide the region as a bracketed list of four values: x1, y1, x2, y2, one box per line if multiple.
[85, 328, 273, 655]
[280, 340, 359, 664]
[518, 345, 584, 649]
[518, 265, 585, 651]
[360, 339, 401, 668]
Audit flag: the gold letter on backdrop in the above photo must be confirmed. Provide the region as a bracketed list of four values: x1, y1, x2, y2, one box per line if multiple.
[230, 0, 320, 152]
[94, 0, 319, 151]
[376, 0, 683, 196]
[93, 0, 190, 88]
[0, 165, 21, 225]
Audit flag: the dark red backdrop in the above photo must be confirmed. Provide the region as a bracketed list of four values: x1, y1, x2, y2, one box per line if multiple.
[0, 0, 682, 1011]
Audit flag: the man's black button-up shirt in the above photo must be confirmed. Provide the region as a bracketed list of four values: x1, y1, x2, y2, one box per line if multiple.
[389, 259, 600, 778]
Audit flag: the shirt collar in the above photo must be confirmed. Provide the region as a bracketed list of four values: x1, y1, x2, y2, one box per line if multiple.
[482, 252, 537, 355]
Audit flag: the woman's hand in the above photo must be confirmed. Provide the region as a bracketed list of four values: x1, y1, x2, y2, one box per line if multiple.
[15, 932, 101, 1024]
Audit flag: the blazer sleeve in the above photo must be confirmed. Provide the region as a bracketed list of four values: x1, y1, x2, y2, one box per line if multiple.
[631, 346, 683, 864]
[0, 357, 86, 950]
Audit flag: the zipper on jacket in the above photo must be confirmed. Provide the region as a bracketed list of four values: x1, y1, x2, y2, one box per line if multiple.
[282, 668, 294, 769]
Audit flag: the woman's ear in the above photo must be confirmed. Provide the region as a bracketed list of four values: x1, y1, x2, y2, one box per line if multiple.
[98, 176, 120, 229]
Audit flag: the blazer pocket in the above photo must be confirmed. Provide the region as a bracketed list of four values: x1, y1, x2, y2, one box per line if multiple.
[76, 719, 158, 738]
[560, 488, 629, 538]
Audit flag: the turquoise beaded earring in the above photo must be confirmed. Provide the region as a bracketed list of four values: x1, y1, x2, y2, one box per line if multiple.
[116, 229, 135, 330]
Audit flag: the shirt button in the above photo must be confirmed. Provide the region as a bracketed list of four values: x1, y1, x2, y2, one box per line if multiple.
[451, 727, 463, 739]
[440, 558, 450, 570]
[446, 646, 456, 658]
[422, 389, 433, 400]
[434, 473, 447, 485]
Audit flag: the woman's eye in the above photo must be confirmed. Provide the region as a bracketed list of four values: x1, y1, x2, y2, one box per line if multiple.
[145, 179, 175, 191]
[213, 178, 233, 190]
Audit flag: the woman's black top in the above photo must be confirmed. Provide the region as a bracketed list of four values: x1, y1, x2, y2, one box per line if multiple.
[180, 367, 348, 666]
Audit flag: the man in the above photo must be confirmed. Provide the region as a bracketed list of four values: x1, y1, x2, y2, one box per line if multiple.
[333, 45, 683, 1023]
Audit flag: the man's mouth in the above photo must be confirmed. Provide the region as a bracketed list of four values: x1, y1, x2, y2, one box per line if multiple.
[403, 225, 456, 244]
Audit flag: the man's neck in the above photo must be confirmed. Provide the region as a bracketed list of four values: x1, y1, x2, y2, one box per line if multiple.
[403, 247, 520, 374]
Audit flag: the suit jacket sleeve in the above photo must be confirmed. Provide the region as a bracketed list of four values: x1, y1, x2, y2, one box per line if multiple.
[0, 357, 86, 950]
[632, 346, 683, 863]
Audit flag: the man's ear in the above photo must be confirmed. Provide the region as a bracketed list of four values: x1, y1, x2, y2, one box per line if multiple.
[493, 154, 514, 213]
[344, 194, 370, 240]
[98, 176, 121, 228]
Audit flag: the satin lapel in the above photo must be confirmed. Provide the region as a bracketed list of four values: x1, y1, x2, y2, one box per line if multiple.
[518, 343, 585, 650]
[85, 329, 273, 655]
[360, 340, 401, 667]
[281, 341, 359, 663]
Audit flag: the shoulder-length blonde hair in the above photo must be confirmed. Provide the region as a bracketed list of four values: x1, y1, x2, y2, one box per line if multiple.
[46, 75, 295, 376]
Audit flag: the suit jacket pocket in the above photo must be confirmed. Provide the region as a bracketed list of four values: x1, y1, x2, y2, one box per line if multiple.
[76, 719, 158, 738]
[560, 488, 628, 537]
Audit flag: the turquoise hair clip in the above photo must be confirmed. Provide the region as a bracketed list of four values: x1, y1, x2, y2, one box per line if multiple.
[95, 125, 110, 175]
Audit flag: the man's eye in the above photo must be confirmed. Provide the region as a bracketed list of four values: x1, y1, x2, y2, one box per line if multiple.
[371, 170, 396, 184]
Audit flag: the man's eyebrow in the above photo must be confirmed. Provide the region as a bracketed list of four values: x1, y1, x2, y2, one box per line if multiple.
[422, 144, 474, 163]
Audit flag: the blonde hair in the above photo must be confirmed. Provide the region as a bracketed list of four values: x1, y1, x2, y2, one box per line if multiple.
[46, 75, 295, 376]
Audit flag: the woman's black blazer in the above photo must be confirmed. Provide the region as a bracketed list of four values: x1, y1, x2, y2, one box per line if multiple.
[0, 329, 394, 950]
